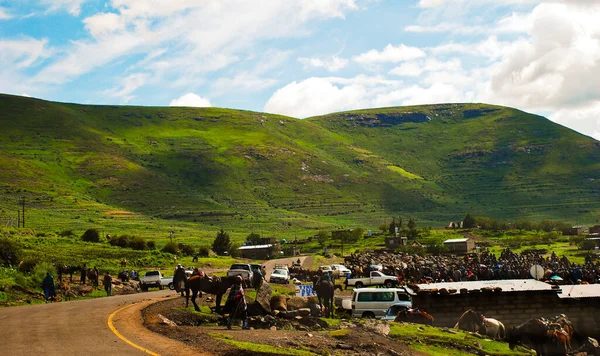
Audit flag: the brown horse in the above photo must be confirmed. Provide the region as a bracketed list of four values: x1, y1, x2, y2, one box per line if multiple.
[312, 275, 335, 318]
[508, 319, 569, 356]
[185, 273, 241, 313]
[395, 308, 434, 325]
[455, 309, 486, 333]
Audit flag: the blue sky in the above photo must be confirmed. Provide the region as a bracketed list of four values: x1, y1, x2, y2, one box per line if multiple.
[1, 0, 599, 139]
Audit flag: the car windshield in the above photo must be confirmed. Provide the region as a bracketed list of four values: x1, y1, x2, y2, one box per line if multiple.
[231, 264, 249, 270]
[145, 271, 159, 276]
[273, 269, 287, 275]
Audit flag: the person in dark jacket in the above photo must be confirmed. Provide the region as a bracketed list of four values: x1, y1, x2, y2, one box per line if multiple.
[223, 275, 248, 329]
[103, 271, 113, 296]
[42, 272, 57, 302]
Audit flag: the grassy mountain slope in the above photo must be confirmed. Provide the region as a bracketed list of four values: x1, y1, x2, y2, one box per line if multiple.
[0, 94, 598, 238]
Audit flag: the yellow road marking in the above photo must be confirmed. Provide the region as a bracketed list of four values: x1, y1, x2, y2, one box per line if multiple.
[108, 304, 161, 356]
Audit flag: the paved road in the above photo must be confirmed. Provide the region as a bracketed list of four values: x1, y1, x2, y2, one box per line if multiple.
[0, 290, 205, 356]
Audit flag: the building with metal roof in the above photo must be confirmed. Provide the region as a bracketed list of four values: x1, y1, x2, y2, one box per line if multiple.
[559, 284, 600, 299]
[442, 237, 475, 254]
[416, 279, 553, 293]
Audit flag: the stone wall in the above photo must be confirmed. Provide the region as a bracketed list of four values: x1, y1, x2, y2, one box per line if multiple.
[413, 290, 600, 338]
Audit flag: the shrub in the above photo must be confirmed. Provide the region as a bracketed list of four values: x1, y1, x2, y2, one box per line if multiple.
[129, 236, 147, 250]
[198, 246, 210, 257]
[32, 262, 57, 289]
[108, 235, 129, 248]
[81, 228, 100, 243]
[14, 273, 29, 288]
[161, 242, 179, 254]
[147, 241, 156, 250]
[0, 238, 23, 267]
[18, 259, 37, 273]
[578, 239, 596, 251]
[229, 243, 242, 258]
[212, 229, 231, 256]
[178, 243, 195, 256]
[58, 229, 74, 237]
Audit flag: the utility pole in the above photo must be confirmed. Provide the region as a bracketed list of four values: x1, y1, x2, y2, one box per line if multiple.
[17, 210, 20, 228]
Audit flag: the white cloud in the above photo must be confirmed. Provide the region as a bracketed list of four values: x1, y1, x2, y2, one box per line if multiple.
[549, 101, 600, 140]
[0, 7, 12, 19]
[102, 72, 150, 103]
[212, 73, 279, 95]
[264, 77, 369, 118]
[299, 56, 348, 72]
[39, 0, 89, 16]
[390, 58, 462, 77]
[264, 75, 476, 118]
[353, 44, 426, 64]
[486, 3, 600, 110]
[429, 36, 511, 60]
[169, 93, 212, 107]
[84, 12, 126, 38]
[0, 37, 51, 69]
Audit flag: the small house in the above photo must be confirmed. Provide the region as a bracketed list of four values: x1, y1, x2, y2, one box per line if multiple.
[443, 238, 475, 254]
[238, 244, 277, 259]
[385, 236, 408, 249]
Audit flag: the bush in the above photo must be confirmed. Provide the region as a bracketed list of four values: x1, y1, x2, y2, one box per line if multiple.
[18, 259, 37, 273]
[0, 238, 23, 267]
[229, 243, 242, 258]
[81, 228, 100, 243]
[129, 236, 148, 250]
[178, 243, 195, 256]
[147, 241, 156, 250]
[198, 246, 210, 257]
[161, 242, 179, 254]
[14, 273, 29, 288]
[32, 262, 57, 289]
[58, 229, 74, 237]
[108, 235, 129, 248]
[578, 239, 596, 251]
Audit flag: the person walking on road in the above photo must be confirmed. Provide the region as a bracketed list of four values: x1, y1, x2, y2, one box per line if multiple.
[103, 271, 113, 296]
[41, 272, 57, 302]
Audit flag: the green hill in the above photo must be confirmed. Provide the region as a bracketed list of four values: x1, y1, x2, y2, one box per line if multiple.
[1, 94, 598, 238]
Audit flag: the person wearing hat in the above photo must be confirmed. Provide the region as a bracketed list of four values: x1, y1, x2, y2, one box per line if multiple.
[224, 275, 248, 330]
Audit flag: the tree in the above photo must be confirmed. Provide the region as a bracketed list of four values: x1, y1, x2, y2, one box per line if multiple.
[161, 242, 179, 254]
[389, 218, 398, 235]
[316, 230, 329, 247]
[81, 228, 100, 242]
[212, 229, 231, 256]
[463, 213, 476, 229]
[0, 238, 23, 267]
[407, 218, 416, 230]
[245, 233, 261, 245]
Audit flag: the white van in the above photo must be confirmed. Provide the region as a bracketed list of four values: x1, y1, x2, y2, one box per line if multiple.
[351, 287, 413, 319]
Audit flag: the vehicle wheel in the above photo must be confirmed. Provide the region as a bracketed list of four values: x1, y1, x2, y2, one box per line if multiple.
[355, 282, 364, 288]
[362, 311, 376, 319]
[168, 283, 175, 290]
[385, 280, 394, 288]
[141, 285, 148, 292]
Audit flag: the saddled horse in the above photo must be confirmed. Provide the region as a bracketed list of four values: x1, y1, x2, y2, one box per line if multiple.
[185, 273, 241, 313]
[508, 318, 569, 356]
[395, 308, 434, 325]
[311, 275, 335, 318]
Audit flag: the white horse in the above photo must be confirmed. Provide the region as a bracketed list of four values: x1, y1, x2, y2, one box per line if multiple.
[483, 317, 505, 339]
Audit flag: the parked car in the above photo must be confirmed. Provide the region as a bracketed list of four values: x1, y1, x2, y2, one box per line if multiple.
[347, 271, 400, 288]
[269, 268, 290, 284]
[382, 303, 412, 321]
[140, 271, 163, 291]
[351, 287, 413, 319]
[227, 263, 254, 284]
[331, 264, 351, 274]
[162, 269, 193, 290]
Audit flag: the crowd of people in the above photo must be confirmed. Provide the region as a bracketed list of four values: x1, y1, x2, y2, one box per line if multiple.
[343, 248, 600, 285]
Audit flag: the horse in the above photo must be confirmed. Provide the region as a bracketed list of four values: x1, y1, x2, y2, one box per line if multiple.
[394, 308, 434, 325]
[455, 309, 485, 333]
[508, 318, 568, 356]
[311, 275, 335, 318]
[482, 317, 505, 340]
[185, 273, 241, 313]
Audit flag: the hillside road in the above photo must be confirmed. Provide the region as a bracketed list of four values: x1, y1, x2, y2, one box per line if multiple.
[0, 289, 207, 356]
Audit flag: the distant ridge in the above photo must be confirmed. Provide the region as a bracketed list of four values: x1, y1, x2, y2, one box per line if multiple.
[1, 94, 598, 233]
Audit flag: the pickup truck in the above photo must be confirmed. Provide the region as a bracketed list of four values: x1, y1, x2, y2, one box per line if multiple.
[347, 271, 400, 288]
[227, 263, 254, 284]
[140, 270, 164, 291]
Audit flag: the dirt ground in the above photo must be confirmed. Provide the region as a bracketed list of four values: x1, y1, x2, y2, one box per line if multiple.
[143, 296, 428, 356]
